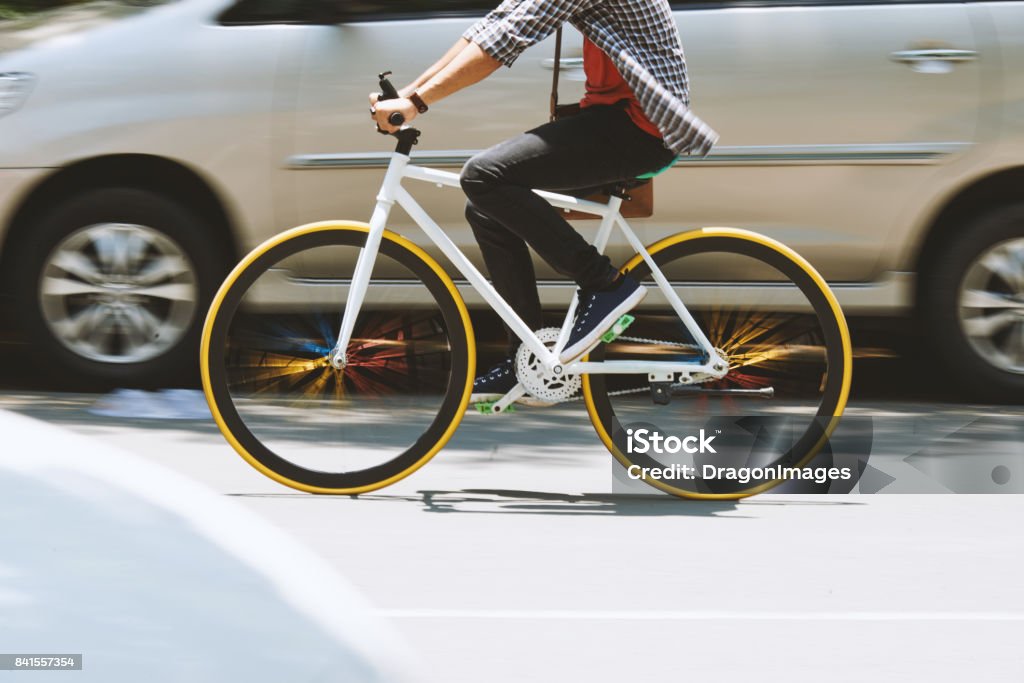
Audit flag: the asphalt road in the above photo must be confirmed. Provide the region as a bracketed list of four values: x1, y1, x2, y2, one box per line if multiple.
[1, 380, 1022, 681]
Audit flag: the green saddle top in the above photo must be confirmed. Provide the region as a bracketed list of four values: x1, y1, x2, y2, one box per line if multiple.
[635, 156, 679, 180]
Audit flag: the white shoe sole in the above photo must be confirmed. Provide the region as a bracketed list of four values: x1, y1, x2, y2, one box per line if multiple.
[559, 285, 647, 363]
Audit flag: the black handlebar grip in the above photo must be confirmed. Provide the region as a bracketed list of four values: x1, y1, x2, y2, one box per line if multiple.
[373, 108, 405, 134]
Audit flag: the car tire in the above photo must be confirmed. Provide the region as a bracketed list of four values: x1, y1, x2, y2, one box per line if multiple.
[921, 203, 1024, 402]
[13, 188, 225, 388]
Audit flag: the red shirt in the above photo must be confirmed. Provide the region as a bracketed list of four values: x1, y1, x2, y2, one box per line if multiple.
[579, 37, 662, 139]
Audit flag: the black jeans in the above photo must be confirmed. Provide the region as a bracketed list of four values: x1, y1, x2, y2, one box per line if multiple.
[460, 103, 677, 354]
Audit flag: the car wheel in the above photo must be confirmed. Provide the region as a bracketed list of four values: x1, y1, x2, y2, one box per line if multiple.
[922, 203, 1024, 402]
[14, 188, 224, 387]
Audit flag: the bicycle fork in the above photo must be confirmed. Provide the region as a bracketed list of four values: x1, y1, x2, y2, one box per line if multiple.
[329, 156, 407, 369]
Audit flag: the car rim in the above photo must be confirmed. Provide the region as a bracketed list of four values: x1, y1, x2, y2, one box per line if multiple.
[39, 223, 199, 364]
[958, 237, 1024, 375]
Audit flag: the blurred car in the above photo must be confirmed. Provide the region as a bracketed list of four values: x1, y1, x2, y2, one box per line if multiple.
[0, 0, 1021, 398]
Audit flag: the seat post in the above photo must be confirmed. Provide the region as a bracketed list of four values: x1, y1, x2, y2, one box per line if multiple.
[605, 192, 625, 215]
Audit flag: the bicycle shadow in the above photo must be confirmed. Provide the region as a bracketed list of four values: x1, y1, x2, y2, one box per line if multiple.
[232, 488, 864, 516]
[416, 488, 743, 517]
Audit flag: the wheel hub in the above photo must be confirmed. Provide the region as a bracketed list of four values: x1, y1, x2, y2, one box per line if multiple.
[39, 222, 199, 364]
[958, 237, 1024, 374]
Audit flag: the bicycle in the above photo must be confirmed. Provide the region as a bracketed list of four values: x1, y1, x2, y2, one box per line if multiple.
[200, 73, 852, 500]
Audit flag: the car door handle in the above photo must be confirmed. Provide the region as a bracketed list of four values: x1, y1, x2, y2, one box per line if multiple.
[890, 49, 977, 64]
[541, 57, 584, 70]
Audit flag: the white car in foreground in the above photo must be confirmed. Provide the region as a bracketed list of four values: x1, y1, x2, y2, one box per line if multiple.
[0, 408, 417, 682]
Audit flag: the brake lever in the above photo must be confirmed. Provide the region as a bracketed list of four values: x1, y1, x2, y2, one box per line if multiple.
[379, 70, 400, 99]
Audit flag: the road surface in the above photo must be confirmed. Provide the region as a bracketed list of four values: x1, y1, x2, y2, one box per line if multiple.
[1, 388, 1021, 682]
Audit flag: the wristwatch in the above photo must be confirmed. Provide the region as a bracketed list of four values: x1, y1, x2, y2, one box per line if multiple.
[409, 91, 429, 114]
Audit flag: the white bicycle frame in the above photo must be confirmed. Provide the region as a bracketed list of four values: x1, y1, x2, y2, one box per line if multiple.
[330, 148, 729, 395]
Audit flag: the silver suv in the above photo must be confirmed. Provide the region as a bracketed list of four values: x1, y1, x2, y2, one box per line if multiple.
[0, 0, 1022, 398]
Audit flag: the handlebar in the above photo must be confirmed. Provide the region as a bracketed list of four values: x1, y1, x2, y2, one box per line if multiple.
[376, 71, 405, 132]
[374, 70, 421, 156]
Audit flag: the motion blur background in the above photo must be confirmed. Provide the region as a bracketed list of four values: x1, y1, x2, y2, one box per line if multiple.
[0, 0, 1022, 401]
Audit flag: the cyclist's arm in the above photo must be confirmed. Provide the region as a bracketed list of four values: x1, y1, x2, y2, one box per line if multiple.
[373, 0, 591, 132]
[369, 37, 471, 108]
[371, 43, 501, 132]
[398, 37, 472, 98]
[416, 42, 502, 105]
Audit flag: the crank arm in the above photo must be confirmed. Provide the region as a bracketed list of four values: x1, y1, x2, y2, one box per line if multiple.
[491, 384, 527, 413]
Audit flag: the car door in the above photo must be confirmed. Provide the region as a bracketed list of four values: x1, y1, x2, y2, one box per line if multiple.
[280, 0, 564, 279]
[655, 0, 981, 284]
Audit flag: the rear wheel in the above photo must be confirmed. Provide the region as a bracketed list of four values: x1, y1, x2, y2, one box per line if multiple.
[201, 221, 475, 494]
[583, 228, 852, 499]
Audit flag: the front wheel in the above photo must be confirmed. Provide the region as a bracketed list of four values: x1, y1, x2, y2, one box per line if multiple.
[583, 228, 852, 499]
[14, 188, 222, 387]
[201, 221, 475, 494]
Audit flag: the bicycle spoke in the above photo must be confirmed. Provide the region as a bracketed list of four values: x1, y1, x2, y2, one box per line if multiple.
[584, 231, 850, 499]
[204, 228, 470, 490]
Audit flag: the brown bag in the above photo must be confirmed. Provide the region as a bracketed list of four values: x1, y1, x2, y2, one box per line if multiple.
[549, 27, 654, 220]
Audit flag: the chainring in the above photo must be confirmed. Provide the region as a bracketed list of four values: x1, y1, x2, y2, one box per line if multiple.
[515, 327, 582, 403]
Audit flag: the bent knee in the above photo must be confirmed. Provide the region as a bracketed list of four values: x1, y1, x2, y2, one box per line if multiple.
[459, 151, 500, 197]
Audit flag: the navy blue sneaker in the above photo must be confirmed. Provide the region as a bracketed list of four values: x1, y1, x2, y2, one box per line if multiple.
[560, 275, 647, 363]
[470, 357, 517, 404]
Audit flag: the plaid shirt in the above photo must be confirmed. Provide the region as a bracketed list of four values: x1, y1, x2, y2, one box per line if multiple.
[463, 0, 719, 157]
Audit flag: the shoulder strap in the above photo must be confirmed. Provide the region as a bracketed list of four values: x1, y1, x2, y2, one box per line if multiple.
[549, 26, 562, 121]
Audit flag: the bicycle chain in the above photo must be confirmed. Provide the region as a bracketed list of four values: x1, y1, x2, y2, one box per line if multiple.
[617, 335, 701, 350]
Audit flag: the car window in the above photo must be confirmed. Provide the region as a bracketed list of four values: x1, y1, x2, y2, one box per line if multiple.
[219, 0, 495, 25]
[219, 0, 322, 24]
[343, 1, 497, 16]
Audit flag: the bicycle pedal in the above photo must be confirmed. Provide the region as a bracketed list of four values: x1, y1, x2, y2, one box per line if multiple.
[600, 314, 635, 344]
[473, 401, 516, 415]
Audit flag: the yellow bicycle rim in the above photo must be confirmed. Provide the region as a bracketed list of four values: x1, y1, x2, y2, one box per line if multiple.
[582, 227, 853, 500]
[200, 220, 475, 494]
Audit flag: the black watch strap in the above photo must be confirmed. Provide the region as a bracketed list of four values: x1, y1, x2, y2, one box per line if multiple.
[409, 91, 429, 114]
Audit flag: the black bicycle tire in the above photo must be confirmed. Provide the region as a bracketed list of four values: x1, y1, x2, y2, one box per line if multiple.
[583, 229, 852, 499]
[200, 222, 474, 493]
